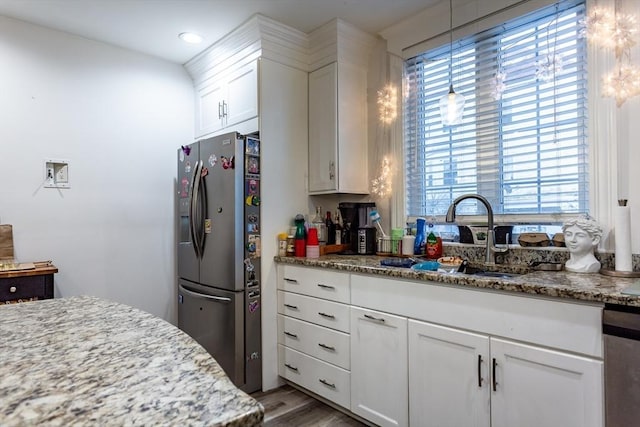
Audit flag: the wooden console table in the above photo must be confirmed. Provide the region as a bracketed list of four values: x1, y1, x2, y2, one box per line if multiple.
[0, 264, 57, 303]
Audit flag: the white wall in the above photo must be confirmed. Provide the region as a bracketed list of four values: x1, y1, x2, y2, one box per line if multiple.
[0, 16, 194, 322]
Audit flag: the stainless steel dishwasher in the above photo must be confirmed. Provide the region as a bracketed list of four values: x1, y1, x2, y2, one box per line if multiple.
[603, 304, 640, 427]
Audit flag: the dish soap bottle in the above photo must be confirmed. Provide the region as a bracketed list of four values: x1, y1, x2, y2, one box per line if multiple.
[426, 218, 443, 259]
[414, 218, 426, 255]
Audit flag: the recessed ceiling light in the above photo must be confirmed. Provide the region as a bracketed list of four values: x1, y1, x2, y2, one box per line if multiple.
[178, 32, 203, 44]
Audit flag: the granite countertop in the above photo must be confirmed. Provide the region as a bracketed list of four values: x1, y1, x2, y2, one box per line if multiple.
[275, 255, 640, 307]
[0, 296, 264, 426]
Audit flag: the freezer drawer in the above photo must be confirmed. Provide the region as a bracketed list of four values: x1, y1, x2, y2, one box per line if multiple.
[178, 280, 244, 387]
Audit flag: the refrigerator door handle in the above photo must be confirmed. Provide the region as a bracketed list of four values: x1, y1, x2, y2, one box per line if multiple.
[196, 163, 207, 258]
[190, 160, 203, 258]
[179, 284, 232, 303]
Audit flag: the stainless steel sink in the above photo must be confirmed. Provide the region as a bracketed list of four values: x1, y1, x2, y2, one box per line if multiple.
[456, 263, 522, 279]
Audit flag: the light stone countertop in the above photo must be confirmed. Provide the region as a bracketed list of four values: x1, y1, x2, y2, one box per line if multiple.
[275, 255, 640, 307]
[0, 295, 264, 426]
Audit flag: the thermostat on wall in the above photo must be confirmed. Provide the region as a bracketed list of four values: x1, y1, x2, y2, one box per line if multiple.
[44, 159, 70, 189]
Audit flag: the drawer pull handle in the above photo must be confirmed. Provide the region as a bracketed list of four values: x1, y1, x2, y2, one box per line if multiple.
[319, 378, 336, 389]
[318, 343, 335, 351]
[284, 331, 298, 339]
[317, 283, 335, 290]
[284, 278, 298, 284]
[284, 304, 299, 310]
[318, 312, 335, 319]
[284, 363, 299, 372]
[9, 286, 17, 293]
[364, 314, 386, 323]
[492, 358, 498, 392]
[478, 354, 483, 388]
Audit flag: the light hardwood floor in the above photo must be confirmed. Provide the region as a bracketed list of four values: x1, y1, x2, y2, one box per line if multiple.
[252, 384, 367, 426]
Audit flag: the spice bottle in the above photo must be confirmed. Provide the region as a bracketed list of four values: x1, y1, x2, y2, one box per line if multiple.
[277, 233, 288, 257]
[286, 235, 295, 256]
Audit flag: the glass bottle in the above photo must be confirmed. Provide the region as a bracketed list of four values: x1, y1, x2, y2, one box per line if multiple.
[334, 210, 343, 245]
[312, 206, 327, 245]
[325, 210, 336, 245]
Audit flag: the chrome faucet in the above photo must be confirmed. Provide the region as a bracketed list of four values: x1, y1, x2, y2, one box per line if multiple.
[445, 194, 509, 264]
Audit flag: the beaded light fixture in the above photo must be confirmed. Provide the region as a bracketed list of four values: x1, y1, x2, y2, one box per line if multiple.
[582, 2, 640, 106]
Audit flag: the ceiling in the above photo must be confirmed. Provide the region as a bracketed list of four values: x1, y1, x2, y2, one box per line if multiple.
[0, 0, 436, 64]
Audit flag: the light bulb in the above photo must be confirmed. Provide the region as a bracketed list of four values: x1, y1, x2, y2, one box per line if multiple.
[447, 93, 458, 123]
[439, 85, 465, 126]
[178, 32, 203, 44]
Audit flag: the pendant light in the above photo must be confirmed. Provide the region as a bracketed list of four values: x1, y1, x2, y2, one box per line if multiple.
[439, 0, 465, 126]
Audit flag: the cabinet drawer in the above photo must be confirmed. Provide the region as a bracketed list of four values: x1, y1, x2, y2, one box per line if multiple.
[277, 290, 350, 333]
[0, 275, 49, 303]
[280, 265, 350, 303]
[277, 314, 350, 370]
[278, 344, 350, 409]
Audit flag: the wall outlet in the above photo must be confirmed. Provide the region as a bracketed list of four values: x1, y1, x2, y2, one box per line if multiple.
[44, 159, 70, 188]
[55, 164, 68, 183]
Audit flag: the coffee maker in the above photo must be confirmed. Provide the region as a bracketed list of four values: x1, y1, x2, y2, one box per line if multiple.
[338, 202, 376, 254]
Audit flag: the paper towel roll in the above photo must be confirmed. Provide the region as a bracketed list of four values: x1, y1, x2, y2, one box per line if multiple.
[615, 205, 633, 272]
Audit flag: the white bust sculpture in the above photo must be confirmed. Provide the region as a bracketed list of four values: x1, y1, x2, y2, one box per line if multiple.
[562, 216, 602, 273]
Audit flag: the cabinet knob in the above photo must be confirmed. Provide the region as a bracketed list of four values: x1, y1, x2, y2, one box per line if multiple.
[9, 286, 16, 293]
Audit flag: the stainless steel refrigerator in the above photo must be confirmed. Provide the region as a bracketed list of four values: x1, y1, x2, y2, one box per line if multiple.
[177, 131, 261, 393]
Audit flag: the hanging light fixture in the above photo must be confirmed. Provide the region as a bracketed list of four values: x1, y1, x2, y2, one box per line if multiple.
[439, 0, 465, 126]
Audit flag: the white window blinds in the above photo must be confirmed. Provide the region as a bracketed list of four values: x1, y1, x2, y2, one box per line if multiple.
[404, 0, 588, 220]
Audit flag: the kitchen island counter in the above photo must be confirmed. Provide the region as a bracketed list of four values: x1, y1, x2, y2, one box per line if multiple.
[0, 295, 263, 426]
[275, 255, 640, 307]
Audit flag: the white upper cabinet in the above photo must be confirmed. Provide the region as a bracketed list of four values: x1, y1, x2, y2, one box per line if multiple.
[195, 60, 258, 138]
[307, 19, 376, 194]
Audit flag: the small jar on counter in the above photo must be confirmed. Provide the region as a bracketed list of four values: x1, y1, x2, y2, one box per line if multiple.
[286, 235, 296, 256]
[278, 233, 288, 257]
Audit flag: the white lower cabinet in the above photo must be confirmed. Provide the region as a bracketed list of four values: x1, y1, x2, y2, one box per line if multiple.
[276, 266, 604, 427]
[408, 320, 491, 427]
[490, 338, 603, 427]
[409, 319, 603, 427]
[278, 344, 351, 409]
[350, 306, 408, 427]
[277, 266, 352, 409]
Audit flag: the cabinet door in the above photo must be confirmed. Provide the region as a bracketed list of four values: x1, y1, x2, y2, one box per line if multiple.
[408, 320, 491, 427]
[196, 78, 225, 137]
[336, 61, 368, 194]
[491, 338, 603, 427]
[350, 306, 408, 427]
[225, 60, 258, 128]
[308, 63, 338, 193]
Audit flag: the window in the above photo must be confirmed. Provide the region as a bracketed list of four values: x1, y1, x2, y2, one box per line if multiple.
[404, 0, 588, 223]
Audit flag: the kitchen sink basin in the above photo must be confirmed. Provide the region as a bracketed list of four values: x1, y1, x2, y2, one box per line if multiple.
[456, 263, 523, 279]
[470, 271, 520, 279]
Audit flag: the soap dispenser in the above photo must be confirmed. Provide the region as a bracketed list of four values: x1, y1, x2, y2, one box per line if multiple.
[414, 218, 426, 255]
